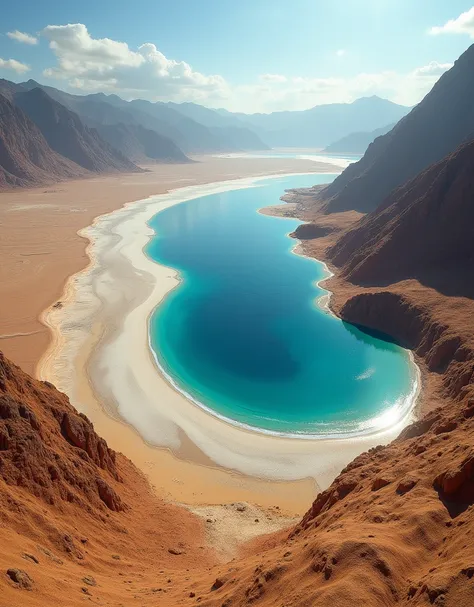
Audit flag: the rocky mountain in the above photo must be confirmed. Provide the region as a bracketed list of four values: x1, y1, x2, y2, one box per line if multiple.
[19, 81, 268, 155]
[327, 138, 474, 299]
[319, 44, 474, 214]
[228, 96, 409, 148]
[323, 123, 395, 155]
[14, 88, 141, 173]
[128, 98, 269, 153]
[0, 94, 84, 189]
[19, 81, 190, 152]
[96, 123, 191, 164]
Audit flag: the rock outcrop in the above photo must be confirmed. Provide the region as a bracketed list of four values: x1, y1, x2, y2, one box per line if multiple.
[0, 352, 124, 513]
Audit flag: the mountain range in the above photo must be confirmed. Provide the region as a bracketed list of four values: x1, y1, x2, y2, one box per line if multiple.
[323, 123, 395, 154]
[0, 76, 412, 190]
[220, 96, 409, 148]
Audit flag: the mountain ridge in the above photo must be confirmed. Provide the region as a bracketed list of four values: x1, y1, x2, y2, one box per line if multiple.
[0, 93, 86, 189]
[317, 43, 474, 214]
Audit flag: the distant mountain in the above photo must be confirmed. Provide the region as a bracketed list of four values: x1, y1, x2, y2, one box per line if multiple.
[323, 123, 395, 155]
[128, 98, 230, 153]
[328, 137, 474, 299]
[18, 81, 267, 155]
[164, 102, 270, 150]
[209, 125, 269, 151]
[165, 101, 248, 128]
[319, 44, 474, 214]
[0, 93, 84, 189]
[96, 123, 191, 164]
[14, 88, 140, 173]
[227, 96, 409, 148]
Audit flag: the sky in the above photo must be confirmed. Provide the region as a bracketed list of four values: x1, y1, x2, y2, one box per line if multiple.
[1, 0, 474, 113]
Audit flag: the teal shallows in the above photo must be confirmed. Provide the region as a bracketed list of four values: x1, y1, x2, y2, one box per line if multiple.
[146, 174, 415, 436]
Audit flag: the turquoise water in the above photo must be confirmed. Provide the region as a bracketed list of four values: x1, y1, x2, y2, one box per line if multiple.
[146, 174, 415, 436]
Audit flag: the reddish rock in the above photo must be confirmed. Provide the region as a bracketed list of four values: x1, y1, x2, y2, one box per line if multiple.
[7, 568, 33, 590]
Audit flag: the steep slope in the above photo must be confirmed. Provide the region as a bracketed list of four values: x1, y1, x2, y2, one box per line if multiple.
[328, 138, 474, 298]
[323, 123, 395, 154]
[233, 96, 409, 148]
[96, 123, 191, 163]
[0, 350, 216, 605]
[14, 88, 141, 173]
[0, 78, 24, 101]
[196, 394, 474, 606]
[0, 94, 85, 189]
[319, 44, 474, 214]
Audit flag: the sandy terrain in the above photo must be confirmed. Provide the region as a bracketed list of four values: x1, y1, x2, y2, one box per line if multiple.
[0, 156, 342, 513]
[32, 163, 418, 512]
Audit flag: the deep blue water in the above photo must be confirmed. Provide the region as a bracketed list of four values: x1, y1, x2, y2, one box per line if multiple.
[146, 174, 415, 436]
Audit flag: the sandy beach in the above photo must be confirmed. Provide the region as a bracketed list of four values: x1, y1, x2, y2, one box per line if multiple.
[0, 155, 337, 513]
[6, 154, 417, 512]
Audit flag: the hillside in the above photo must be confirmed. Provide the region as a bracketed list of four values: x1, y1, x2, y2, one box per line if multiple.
[0, 349, 217, 605]
[328, 138, 474, 298]
[2, 329, 474, 606]
[197, 393, 474, 606]
[0, 94, 85, 189]
[14, 88, 141, 174]
[323, 123, 395, 155]
[318, 44, 474, 214]
[96, 123, 191, 164]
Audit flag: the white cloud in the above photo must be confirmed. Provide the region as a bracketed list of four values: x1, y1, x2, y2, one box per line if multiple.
[0, 57, 30, 73]
[227, 62, 452, 112]
[430, 7, 474, 38]
[336, 49, 346, 57]
[41, 23, 228, 103]
[411, 61, 453, 78]
[38, 22, 454, 112]
[7, 30, 38, 45]
[259, 74, 287, 83]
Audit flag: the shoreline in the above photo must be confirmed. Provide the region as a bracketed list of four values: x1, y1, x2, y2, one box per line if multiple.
[37, 169, 421, 501]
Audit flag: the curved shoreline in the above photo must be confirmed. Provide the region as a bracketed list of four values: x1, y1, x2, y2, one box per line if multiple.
[38, 173, 420, 491]
[147, 200, 420, 440]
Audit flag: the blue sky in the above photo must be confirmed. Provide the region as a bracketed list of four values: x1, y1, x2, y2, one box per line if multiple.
[1, 0, 474, 112]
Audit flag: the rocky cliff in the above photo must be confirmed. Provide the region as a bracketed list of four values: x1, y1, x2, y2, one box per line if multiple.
[318, 44, 474, 214]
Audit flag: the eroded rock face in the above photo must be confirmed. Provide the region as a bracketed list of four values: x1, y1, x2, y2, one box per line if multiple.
[338, 291, 474, 404]
[0, 351, 125, 513]
[61, 412, 119, 479]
